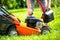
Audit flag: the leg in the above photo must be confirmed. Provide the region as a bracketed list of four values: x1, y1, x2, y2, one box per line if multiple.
[46, 0, 51, 10]
[40, 0, 47, 10]
[26, 0, 34, 17]
[40, 0, 51, 11]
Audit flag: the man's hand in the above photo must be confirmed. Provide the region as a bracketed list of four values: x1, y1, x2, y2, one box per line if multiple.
[27, 8, 33, 16]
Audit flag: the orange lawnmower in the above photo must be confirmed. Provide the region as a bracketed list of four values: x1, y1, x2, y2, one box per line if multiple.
[0, 5, 41, 36]
[0, 0, 54, 36]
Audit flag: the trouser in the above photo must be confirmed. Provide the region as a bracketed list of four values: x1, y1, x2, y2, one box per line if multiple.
[31, 0, 50, 11]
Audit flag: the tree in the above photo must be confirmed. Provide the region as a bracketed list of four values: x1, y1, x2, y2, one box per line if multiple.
[1, 0, 60, 9]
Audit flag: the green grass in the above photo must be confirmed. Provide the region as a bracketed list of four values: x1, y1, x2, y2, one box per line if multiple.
[0, 8, 60, 40]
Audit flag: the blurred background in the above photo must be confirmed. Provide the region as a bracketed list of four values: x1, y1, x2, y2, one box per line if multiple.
[0, 0, 60, 9]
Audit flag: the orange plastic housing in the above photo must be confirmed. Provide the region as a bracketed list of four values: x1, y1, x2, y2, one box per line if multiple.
[17, 25, 41, 35]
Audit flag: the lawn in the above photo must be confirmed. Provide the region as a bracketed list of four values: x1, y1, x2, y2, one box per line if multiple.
[0, 8, 60, 40]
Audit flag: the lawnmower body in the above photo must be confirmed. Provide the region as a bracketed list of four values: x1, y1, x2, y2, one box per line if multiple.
[9, 15, 41, 35]
[0, 6, 41, 35]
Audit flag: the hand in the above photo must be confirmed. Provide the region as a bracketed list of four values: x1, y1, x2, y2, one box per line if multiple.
[41, 14, 45, 19]
[46, 8, 50, 11]
[27, 8, 33, 16]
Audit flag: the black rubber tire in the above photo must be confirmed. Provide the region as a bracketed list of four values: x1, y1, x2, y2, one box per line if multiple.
[7, 25, 18, 36]
[41, 26, 51, 34]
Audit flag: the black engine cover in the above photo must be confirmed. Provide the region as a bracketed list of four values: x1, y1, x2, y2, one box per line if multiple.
[25, 16, 42, 28]
[43, 10, 54, 23]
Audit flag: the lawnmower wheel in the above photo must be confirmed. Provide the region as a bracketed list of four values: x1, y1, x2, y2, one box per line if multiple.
[7, 26, 18, 36]
[41, 26, 51, 34]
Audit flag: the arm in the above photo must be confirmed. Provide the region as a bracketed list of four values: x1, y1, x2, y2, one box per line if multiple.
[26, 0, 31, 9]
[47, 0, 51, 9]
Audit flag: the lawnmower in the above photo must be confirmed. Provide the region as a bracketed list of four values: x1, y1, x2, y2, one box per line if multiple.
[0, 0, 54, 36]
[0, 5, 41, 36]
